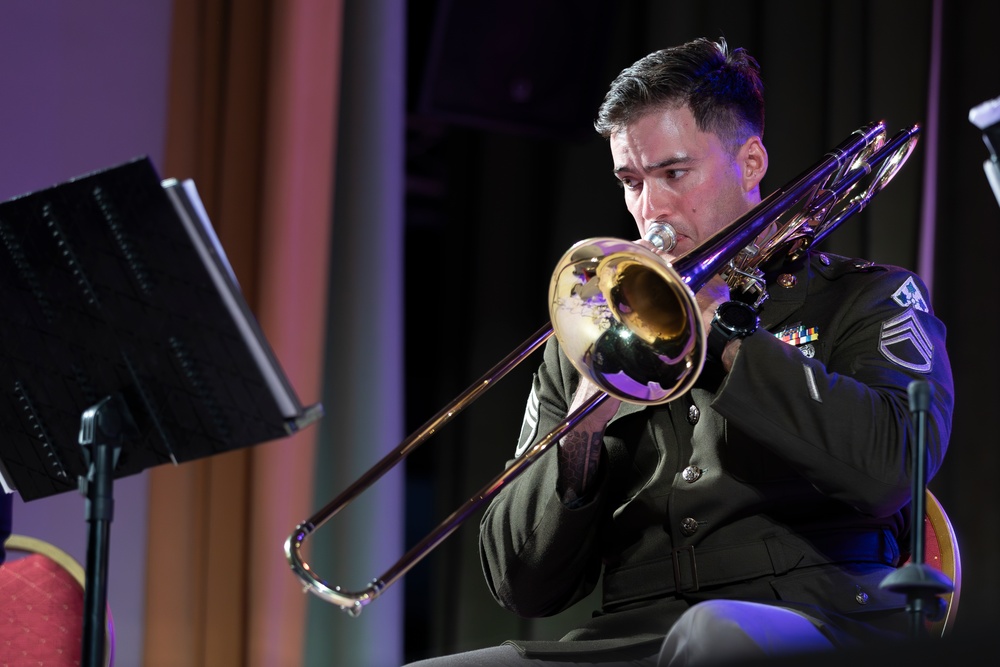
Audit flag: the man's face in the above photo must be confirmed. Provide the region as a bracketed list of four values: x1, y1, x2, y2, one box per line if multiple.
[609, 104, 765, 257]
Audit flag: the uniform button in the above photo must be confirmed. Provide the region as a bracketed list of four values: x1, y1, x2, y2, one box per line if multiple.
[687, 405, 700, 424]
[680, 517, 699, 536]
[681, 465, 703, 483]
[855, 586, 869, 605]
[777, 273, 797, 288]
[819, 253, 831, 265]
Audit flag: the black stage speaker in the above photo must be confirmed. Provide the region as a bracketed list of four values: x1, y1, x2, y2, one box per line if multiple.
[417, 0, 616, 140]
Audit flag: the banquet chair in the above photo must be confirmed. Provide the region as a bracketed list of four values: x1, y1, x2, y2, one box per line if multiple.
[906, 490, 961, 637]
[0, 534, 115, 666]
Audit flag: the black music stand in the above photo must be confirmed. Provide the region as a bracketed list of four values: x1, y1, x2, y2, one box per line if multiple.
[0, 158, 323, 666]
[879, 381, 952, 639]
[969, 94, 1000, 211]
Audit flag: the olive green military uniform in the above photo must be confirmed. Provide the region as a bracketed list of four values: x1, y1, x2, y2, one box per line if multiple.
[480, 251, 954, 659]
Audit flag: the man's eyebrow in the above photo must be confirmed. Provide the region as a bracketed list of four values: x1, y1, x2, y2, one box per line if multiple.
[613, 155, 693, 175]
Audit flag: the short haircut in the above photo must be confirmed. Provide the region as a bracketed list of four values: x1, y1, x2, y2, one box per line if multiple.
[594, 37, 765, 152]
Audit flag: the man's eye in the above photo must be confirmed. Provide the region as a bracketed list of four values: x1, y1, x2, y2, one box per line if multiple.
[664, 169, 687, 179]
[617, 177, 639, 190]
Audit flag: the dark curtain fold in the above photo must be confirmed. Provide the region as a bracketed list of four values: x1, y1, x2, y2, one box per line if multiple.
[402, 0, 996, 661]
[932, 0, 1000, 640]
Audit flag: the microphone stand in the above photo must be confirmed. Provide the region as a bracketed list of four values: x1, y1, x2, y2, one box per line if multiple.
[879, 380, 953, 639]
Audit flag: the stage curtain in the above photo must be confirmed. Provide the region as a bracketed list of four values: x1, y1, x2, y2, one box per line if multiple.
[142, 2, 343, 665]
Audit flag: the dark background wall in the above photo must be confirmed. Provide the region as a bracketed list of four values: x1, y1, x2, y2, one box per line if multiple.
[398, 0, 999, 661]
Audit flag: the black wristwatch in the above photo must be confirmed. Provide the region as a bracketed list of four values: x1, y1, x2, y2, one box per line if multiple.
[707, 300, 760, 361]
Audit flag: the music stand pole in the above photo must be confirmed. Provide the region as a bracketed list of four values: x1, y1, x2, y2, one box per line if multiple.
[78, 395, 131, 667]
[879, 380, 952, 639]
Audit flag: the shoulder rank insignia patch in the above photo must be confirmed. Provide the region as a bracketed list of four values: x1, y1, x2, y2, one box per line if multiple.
[514, 385, 540, 458]
[891, 276, 929, 313]
[879, 307, 933, 373]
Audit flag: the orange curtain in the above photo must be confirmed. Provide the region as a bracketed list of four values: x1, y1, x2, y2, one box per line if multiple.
[143, 2, 342, 665]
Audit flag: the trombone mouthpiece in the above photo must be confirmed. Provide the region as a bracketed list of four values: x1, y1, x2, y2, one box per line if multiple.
[645, 223, 677, 253]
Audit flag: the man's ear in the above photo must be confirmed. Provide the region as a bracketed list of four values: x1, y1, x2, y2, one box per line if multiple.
[739, 136, 768, 193]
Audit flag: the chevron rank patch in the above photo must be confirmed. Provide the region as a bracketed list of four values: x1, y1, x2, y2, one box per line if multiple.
[514, 384, 541, 458]
[891, 276, 929, 313]
[879, 307, 933, 372]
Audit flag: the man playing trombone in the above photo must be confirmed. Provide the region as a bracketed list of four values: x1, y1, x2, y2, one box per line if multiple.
[407, 37, 954, 666]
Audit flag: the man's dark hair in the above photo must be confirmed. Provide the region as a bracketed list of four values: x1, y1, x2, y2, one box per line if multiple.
[594, 37, 765, 151]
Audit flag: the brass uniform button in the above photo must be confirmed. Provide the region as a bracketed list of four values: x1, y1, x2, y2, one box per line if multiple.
[680, 518, 699, 536]
[777, 273, 797, 288]
[681, 465, 703, 483]
[687, 405, 700, 424]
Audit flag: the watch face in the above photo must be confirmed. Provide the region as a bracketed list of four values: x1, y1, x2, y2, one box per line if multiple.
[717, 301, 759, 336]
[721, 302, 757, 328]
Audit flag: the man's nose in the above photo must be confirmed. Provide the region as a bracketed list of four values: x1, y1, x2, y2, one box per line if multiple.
[639, 182, 674, 221]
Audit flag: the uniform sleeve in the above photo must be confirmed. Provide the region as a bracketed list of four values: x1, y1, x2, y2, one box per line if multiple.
[478, 338, 609, 617]
[713, 267, 954, 517]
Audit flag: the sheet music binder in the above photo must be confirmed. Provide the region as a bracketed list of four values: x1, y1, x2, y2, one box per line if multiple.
[0, 157, 323, 501]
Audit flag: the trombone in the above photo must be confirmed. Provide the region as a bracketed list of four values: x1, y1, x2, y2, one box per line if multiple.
[285, 120, 921, 616]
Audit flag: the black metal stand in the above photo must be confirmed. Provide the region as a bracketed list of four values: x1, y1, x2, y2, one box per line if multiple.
[879, 380, 953, 639]
[0, 157, 323, 667]
[969, 95, 1000, 211]
[77, 395, 133, 667]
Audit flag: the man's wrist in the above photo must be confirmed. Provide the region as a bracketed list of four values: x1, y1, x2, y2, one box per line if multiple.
[707, 301, 759, 361]
[720, 337, 743, 371]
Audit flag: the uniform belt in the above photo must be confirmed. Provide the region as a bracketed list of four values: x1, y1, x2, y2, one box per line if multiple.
[602, 530, 895, 605]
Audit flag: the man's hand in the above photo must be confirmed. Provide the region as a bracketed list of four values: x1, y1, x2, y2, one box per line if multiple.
[636, 236, 730, 337]
[696, 273, 731, 337]
[556, 378, 621, 505]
